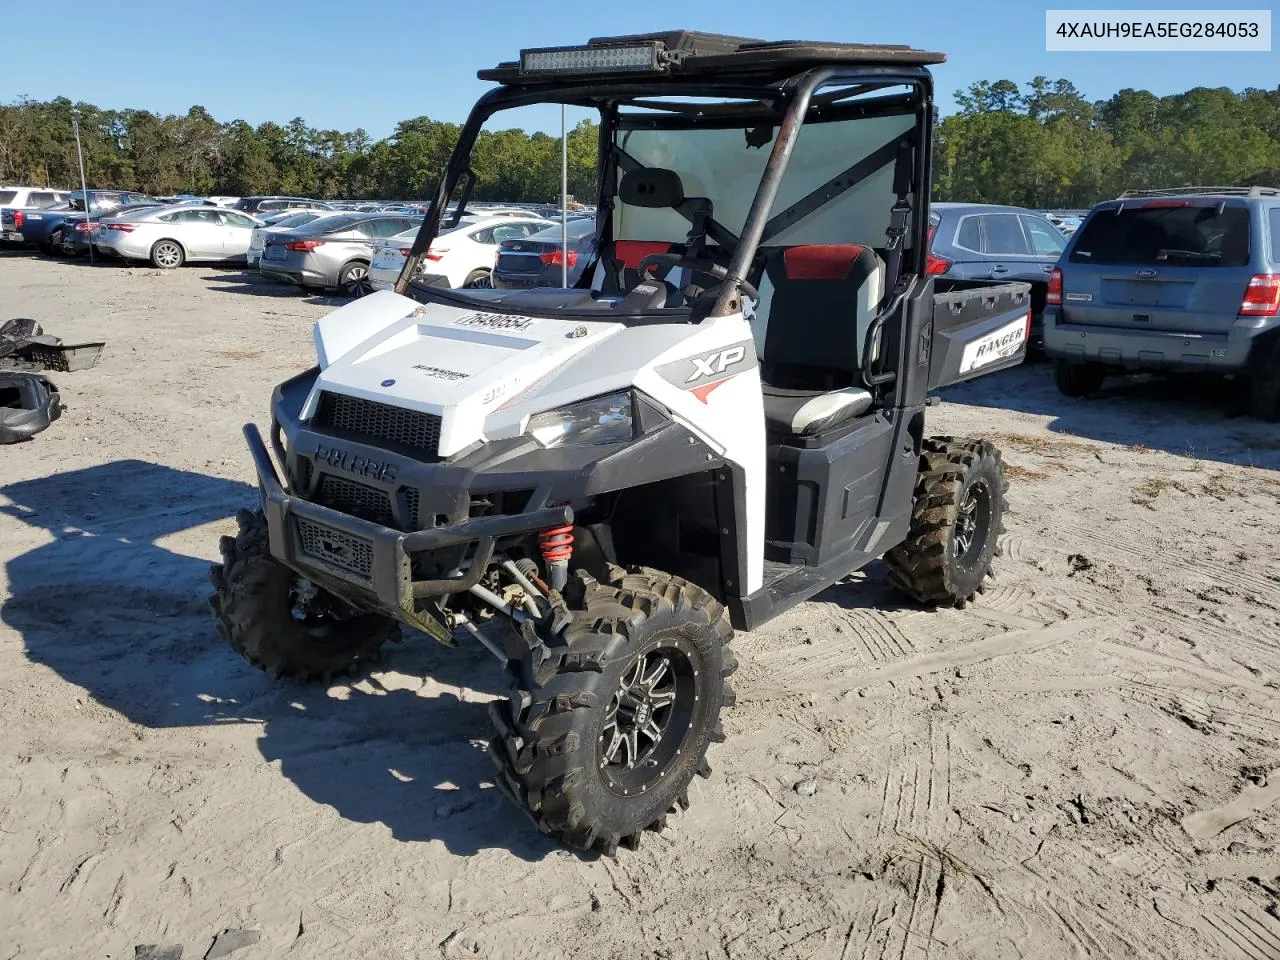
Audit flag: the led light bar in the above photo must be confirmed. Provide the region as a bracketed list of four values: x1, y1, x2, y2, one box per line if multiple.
[519, 42, 662, 75]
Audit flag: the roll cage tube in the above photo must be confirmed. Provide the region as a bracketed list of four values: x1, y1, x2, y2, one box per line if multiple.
[394, 68, 933, 307]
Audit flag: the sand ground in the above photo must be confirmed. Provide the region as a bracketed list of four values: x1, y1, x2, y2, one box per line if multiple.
[1, 253, 1278, 960]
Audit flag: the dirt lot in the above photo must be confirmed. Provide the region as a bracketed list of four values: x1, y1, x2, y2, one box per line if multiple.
[2, 253, 1279, 960]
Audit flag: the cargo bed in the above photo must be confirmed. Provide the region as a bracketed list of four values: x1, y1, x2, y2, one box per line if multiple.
[928, 278, 1032, 390]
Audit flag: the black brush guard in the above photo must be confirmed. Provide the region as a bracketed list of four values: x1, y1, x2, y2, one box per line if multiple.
[243, 423, 571, 640]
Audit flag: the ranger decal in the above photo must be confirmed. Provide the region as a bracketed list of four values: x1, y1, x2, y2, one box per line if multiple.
[958, 316, 1027, 374]
[411, 364, 468, 381]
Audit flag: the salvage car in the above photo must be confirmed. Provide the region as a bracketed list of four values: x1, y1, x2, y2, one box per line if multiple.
[247, 209, 336, 267]
[258, 213, 420, 296]
[493, 217, 598, 288]
[0, 186, 69, 247]
[368, 214, 554, 292]
[927, 202, 1065, 345]
[1044, 186, 1280, 418]
[93, 206, 263, 268]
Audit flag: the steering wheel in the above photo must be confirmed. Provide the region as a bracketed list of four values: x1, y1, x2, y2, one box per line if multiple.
[636, 253, 759, 303]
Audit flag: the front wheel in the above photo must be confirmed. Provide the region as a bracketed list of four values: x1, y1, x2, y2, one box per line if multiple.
[463, 269, 492, 289]
[339, 261, 371, 298]
[209, 509, 399, 680]
[489, 569, 736, 855]
[1054, 359, 1105, 397]
[151, 240, 185, 269]
[885, 437, 1007, 608]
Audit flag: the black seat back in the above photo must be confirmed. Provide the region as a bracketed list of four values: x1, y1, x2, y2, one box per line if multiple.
[754, 245, 885, 389]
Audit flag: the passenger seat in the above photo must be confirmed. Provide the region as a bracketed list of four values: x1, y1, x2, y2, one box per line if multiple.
[751, 245, 885, 436]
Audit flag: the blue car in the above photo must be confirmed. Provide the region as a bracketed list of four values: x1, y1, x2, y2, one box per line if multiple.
[20, 190, 159, 255]
[926, 202, 1067, 345]
[1044, 186, 1280, 419]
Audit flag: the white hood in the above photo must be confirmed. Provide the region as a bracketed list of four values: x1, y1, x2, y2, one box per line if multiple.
[310, 291, 624, 457]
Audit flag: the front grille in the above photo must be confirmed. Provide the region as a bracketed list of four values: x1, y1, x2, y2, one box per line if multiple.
[296, 517, 373, 581]
[313, 474, 395, 527]
[401, 487, 421, 531]
[314, 392, 442, 457]
[291, 457, 313, 493]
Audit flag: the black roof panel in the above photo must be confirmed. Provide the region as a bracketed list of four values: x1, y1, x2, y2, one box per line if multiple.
[480, 30, 946, 84]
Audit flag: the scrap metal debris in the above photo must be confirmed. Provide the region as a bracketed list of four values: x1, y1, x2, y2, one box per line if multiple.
[0, 318, 104, 444]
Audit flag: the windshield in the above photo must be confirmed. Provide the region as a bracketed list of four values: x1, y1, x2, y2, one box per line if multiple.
[526, 219, 596, 242]
[269, 211, 324, 229]
[296, 213, 370, 234]
[402, 76, 924, 320]
[1070, 204, 1251, 267]
[617, 111, 914, 249]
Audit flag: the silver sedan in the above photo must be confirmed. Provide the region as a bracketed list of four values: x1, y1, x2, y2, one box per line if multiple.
[258, 213, 421, 296]
[93, 206, 263, 268]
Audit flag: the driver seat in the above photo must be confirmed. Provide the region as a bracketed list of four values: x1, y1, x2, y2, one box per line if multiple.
[753, 245, 885, 436]
[604, 167, 715, 293]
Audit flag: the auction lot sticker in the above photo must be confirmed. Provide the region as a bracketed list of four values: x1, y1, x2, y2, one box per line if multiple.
[1046, 9, 1271, 50]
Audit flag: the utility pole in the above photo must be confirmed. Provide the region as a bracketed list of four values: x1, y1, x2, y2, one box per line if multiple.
[561, 103, 568, 287]
[71, 113, 93, 265]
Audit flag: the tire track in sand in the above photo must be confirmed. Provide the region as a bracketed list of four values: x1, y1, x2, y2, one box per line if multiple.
[878, 722, 953, 840]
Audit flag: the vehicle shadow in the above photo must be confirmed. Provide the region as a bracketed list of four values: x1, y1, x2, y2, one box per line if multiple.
[200, 270, 353, 307]
[942, 363, 1280, 469]
[815, 566, 918, 613]
[0, 460, 556, 860]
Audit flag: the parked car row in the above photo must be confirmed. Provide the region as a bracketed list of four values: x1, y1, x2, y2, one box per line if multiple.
[6, 180, 1275, 420]
[3, 185, 596, 297]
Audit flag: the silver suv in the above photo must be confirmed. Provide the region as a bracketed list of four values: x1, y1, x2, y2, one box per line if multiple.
[258, 213, 421, 296]
[1044, 186, 1280, 419]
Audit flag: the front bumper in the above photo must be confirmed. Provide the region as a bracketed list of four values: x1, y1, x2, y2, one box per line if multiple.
[1043, 306, 1274, 373]
[244, 422, 571, 624]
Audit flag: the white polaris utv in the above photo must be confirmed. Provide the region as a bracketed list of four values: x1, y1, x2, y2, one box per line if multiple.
[211, 31, 1033, 854]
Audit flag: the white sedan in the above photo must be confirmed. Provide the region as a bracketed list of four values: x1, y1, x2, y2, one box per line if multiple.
[247, 209, 336, 266]
[368, 215, 553, 291]
[93, 206, 263, 268]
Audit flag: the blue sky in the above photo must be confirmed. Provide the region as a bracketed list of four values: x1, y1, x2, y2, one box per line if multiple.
[3, 1, 1276, 137]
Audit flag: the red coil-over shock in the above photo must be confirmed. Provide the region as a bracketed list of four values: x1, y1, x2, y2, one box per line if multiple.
[538, 524, 574, 591]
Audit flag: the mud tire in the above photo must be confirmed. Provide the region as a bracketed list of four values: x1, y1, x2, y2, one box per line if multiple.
[209, 509, 399, 681]
[488, 568, 736, 855]
[884, 437, 1007, 608]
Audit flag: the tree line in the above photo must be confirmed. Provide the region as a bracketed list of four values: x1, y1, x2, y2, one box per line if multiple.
[2, 79, 1277, 206]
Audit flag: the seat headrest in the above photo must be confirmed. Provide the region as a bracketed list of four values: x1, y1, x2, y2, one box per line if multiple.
[614, 240, 674, 270]
[780, 245, 871, 281]
[619, 168, 685, 209]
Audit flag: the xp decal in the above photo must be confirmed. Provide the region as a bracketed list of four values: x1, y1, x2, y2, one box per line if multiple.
[657, 340, 756, 403]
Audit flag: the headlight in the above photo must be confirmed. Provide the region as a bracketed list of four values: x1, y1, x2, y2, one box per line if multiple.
[526, 391, 635, 448]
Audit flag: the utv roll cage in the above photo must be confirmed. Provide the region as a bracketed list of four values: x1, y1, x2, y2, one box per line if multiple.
[397, 31, 944, 320]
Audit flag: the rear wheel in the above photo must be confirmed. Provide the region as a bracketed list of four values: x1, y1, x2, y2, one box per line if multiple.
[1054, 359, 1105, 397]
[885, 437, 1007, 608]
[209, 509, 399, 680]
[150, 240, 184, 270]
[1245, 339, 1280, 421]
[463, 269, 492, 289]
[339, 261, 371, 298]
[488, 568, 736, 855]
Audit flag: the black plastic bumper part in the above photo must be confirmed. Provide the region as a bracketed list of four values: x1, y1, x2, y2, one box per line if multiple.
[244, 423, 572, 620]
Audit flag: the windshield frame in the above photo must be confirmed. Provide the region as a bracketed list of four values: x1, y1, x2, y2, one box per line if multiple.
[396, 64, 933, 320]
